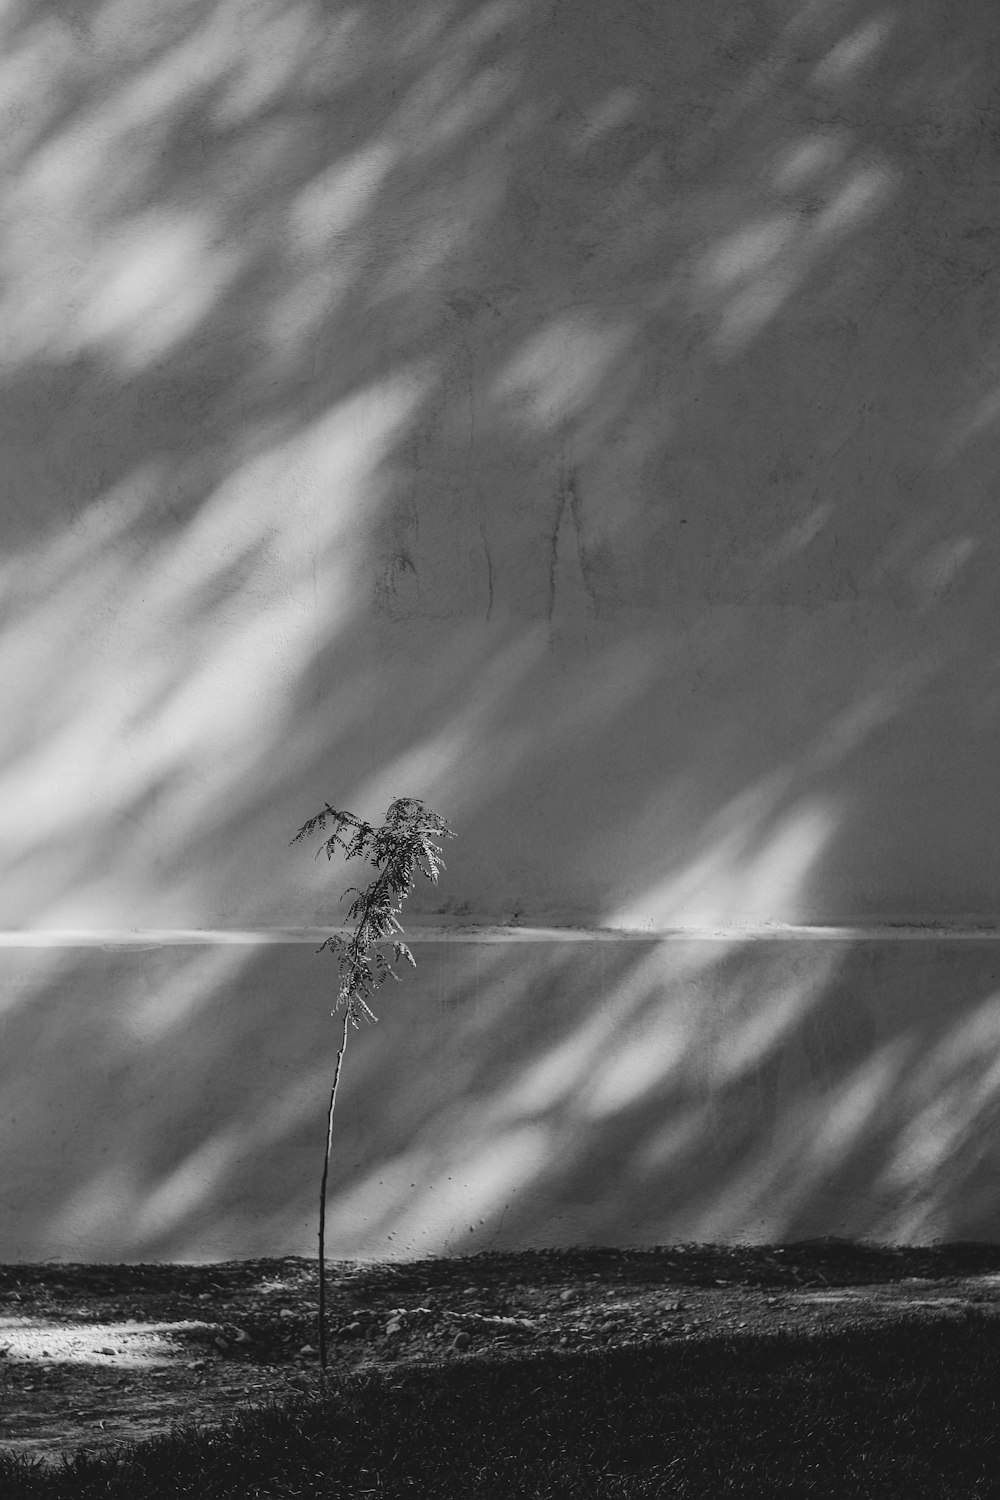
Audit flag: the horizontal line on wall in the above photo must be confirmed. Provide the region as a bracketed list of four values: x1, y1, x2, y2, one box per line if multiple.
[0, 924, 1000, 948]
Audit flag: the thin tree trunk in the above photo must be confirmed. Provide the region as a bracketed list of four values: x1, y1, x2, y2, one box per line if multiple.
[318, 1006, 352, 1383]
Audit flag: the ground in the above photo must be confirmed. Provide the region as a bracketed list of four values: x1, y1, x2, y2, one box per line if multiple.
[3, 1242, 1000, 1469]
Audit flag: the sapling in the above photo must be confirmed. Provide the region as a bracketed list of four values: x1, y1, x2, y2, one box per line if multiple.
[291, 796, 455, 1377]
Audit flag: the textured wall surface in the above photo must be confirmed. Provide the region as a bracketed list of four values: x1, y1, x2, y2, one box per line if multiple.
[3, 0, 1000, 1258]
[5, 932, 1000, 1261]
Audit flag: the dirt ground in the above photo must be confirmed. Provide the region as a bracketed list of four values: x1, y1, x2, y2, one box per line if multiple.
[3, 1241, 1000, 1470]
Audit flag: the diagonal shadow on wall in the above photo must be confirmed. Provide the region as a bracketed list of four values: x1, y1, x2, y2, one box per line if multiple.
[2, 0, 1000, 1257]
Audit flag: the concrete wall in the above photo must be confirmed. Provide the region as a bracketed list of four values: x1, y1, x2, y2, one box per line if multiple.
[5, 931, 1000, 1260]
[2, 0, 1000, 1258]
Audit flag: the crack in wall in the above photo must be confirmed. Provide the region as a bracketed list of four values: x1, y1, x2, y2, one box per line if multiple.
[480, 523, 494, 621]
[547, 467, 595, 624]
[546, 487, 568, 623]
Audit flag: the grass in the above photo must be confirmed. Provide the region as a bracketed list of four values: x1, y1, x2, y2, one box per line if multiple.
[2, 1316, 998, 1497]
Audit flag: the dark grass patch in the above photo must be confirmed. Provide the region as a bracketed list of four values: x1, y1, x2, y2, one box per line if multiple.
[2, 1314, 999, 1497]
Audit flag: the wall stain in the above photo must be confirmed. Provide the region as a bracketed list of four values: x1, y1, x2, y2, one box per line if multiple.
[480, 524, 494, 621]
[374, 550, 419, 618]
[547, 466, 596, 624]
[546, 491, 565, 623]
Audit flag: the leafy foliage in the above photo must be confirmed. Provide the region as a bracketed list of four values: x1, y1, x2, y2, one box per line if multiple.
[292, 795, 455, 1375]
[291, 796, 455, 1027]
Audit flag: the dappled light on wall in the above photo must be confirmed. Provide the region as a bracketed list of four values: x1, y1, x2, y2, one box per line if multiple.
[2, 0, 1000, 1259]
[606, 796, 838, 931]
[692, 155, 897, 353]
[493, 315, 635, 432]
[0, 374, 426, 929]
[0, 0, 995, 935]
[811, 13, 897, 88]
[878, 991, 1000, 1241]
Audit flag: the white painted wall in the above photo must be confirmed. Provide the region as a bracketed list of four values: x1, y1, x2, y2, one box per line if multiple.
[2, 0, 1000, 1258]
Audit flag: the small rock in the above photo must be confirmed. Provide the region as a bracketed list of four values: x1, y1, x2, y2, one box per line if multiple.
[232, 1328, 251, 1344]
[385, 1318, 404, 1336]
[100, 1347, 116, 1356]
[188, 1360, 206, 1371]
[299, 1343, 317, 1357]
[214, 1338, 229, 1352]
[453, 1331, 471, 1350]
[279, 1308, 295, 1319]
[343, 1321, 363, 1336]
[559, 1290, 575, 1302]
